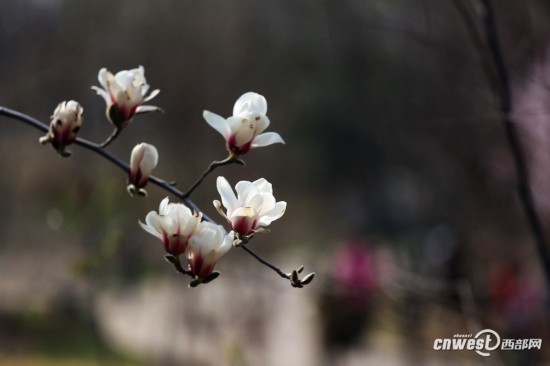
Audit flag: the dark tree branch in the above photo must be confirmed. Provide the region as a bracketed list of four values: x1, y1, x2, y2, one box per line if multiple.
[455, 0, 550, 289]
[0, 105, 313, 287]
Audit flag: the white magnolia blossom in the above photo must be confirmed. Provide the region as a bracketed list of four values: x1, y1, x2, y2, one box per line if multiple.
[187, 222, 233, 278]
[214, 176, 287, 236]
[128, 143, 158, 193]
[92, 66, 161, 127]
[139, 197, 202, 256]
[203, 92, 285, 155]
[39, 100, 83, 154]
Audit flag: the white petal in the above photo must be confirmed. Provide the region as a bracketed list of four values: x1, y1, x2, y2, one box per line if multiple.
[232, 118, 255, 147]
[141, 83, 150, 98]
[216, 176, 239, 213]
[251, 132, 285, 148]
[235, 180, 255, 202]
[227, 116, 244, 134]
[143, 89, 160, 103]
[98, 68, 109, 89]
[139, 220, 162, 240]
[115, 69, 134, 90]
[255, 115, 270, 135]
[180, 213, 200, 237]
[130, 144, 145, 172]
[244, 194, 264, 211]
[203, 110, 230, 139]
[135, 105, 163, 114]
[233, 92, 267, 116]
[231, 206, 257, 220]
[218, 231, 234, 256]
[258, 201, 287, 227]
[251, 178, 272, 194]
[256, 192, 276, 214]
[159, 197, 170, 214]
[168, 203, 191, 219]
[139, 144, 158, 175]
[91, 86, 111, 104]
[142, 212, 163, 239]
[159, 216, 178, 236]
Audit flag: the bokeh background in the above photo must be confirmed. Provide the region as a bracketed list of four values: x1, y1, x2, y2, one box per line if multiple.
[1, 0, 550, 365]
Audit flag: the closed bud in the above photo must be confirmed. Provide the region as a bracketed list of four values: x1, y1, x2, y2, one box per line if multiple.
[127, 143, 158, 196]
[39, 100, 83, 157]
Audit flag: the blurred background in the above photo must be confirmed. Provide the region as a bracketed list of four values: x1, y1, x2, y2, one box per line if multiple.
[0, 0, 549, 365]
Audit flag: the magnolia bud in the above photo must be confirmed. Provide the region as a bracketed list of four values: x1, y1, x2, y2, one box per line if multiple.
[127, 143, 158, 196]
[39, 100, 83, 157]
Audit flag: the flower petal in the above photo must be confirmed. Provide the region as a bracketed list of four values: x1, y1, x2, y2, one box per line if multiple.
[235, 180, 255, 202]
[255, 115, 270, 135]
[233, 92, 267, 116]
[258, 201, 287, 226]
[141, 212, 163, 239]
[256, 192, 276, 214]
[251, 132, 285, 148]
[216, 176, 239, 213]
[243, 193, 264, 211]
[114, 69, 134, 90]
[159, 197, 170, 214]
[139, 220, 162, 240]
[135, 105, 163, 114]
[203, 111, 230, 138]
[139, 144, 158, 174]
[91, 86, 111, 104]
[143, 89, 160, 103]
[218, 231, 234, 256]
[251, 178, 272, 194]
[98, 68, 109, 89]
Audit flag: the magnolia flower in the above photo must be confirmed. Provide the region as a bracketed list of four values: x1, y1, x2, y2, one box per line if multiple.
[39, 100, 83, 156]
[214, 176, 286, 237]
[203, 92, 285, 155]
[139, 197, 202, 256]
[187, 222, 233, 279]
[127, 143, 158, 196]
[92, 66, 161, 128]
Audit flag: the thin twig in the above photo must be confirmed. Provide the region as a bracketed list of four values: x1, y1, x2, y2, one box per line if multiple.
[0, 106, 301, 283]
[100, 127, 121, 147]
[183, 155, 242, 198]
[0, 106, 211, 220]
[240, 244, 290, 279]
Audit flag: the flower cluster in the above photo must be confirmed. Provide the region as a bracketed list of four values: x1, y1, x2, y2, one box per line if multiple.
[140, 197, 233, 283]
[136, 90, 290, 285]
[35, 66, 311, 288]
